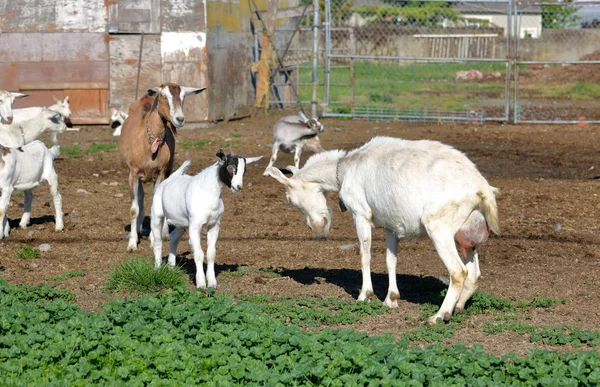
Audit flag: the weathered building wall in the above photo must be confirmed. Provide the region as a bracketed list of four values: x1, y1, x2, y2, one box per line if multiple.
[0, 0, 109, 123]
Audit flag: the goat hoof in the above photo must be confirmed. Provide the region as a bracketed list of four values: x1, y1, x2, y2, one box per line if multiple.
[425, 316, 442, 326]
[443, 312, 452, 322]
[454, 306, 463, 315]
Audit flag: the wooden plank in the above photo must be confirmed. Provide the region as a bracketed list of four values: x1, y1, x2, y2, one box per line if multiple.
[20, 82, 109, 91]
[161, 0, 206, 31]
[108, 0, 160, 34]
[42, 33, 108, 62]
[70, 116, 110, 125]
[0, 33, 43, 62]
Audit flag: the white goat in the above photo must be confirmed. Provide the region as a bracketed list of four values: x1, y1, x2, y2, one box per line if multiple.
[267, 136, 500, 325]
[12, 97, 71, 145]
[110, 107, 128, 136]
[150, 149, 262, 289]
[0, 140, 64, 239]
[263, 111, 324, 175]
[0, 109, 66, 148]
[0, 90, 29, 125]
[12, 96, 71, 125]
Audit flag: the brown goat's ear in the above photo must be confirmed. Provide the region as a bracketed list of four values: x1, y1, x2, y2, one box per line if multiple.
[216, 148, 226, 161]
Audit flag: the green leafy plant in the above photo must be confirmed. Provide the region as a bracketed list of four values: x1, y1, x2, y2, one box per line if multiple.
[16, 245, 40, 259]
[179, 140, 211, 150]
[104, 257, 188, 293]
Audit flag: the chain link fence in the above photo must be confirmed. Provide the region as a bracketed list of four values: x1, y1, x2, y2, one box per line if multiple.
[254, 0, 600, 123]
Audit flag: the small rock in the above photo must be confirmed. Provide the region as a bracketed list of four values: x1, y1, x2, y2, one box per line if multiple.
[101, 182, 108, 185]
[109, 182, 118, 186]
[334, 128, 342, 132]
[101, 170, 110, 175]
[76, 189, 91, 195]
[438, 276, 450, 285]
[114, 193, 124, 198]
[27, 231, 35, 237]
[552, 224, 562, 232]
[247, 182, 253, 188]
[39, 243, 51, 253]
[92, 173, 99, 177]
[339, 244, 355, 251]
[29, 262, 40, 269]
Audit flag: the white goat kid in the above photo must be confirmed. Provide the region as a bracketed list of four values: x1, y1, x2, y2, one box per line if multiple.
[263, 111, 324, 175]
[0, 141, 64, 239]
[267, 136, 500, 325]
[0, 109, 66, 148]
[150, 149, 262, 289]
[0, 90, 29, 125]
[110, 107, 128, 136]
[12, 96, 71, 125]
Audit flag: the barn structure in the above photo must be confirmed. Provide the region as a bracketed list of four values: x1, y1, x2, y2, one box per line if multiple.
[0, 0, 293, 125]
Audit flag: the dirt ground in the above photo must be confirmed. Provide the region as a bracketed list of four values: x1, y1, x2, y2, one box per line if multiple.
[0, 111, 598, 356]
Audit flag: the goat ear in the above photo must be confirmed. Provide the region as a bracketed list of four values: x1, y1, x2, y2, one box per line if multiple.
[148, 87, 160, 96]
[182, 87, 206, 96]
[267, 167, 290, 186]
[285, 165, 299, 175]
[245, 156, 263, 165]
[64, 96, 69, 103]
[216, 148, 226, 161]
[12, 92, 29, 100]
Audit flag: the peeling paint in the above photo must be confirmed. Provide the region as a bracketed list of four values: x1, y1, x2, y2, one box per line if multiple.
[54, 0, 105, 32]
[161, 32, 207, 59]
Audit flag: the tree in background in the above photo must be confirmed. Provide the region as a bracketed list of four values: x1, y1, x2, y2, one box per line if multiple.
[540, 0, 581, 29]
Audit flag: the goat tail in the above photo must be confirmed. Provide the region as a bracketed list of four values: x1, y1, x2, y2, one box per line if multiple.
[49, 145, 61, 160]
[479, 186, 500, 236]
[173, 159, 192, 176]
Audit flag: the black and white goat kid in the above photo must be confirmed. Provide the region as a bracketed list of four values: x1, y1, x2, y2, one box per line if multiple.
[150, 149, 262, 288]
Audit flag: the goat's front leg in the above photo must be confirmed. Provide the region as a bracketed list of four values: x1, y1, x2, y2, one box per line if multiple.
[426, 229, 467, 325]
[263, 141, 280, 176]
[19, 190, 33, 229]
[189, 223, 206, 289]
[355, 215, 374, 301]
[0, 186, 14, 239]
[46, 169, 64, 231]
[127, 173, 141, 251]
[384, 230, 401, 308]
[205, 222, 221, 289]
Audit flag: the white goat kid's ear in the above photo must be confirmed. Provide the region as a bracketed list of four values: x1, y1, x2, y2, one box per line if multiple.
[182, 87, 206, 96]
[12, 92, 29, 100]
[245, 156, 263, 165]
[285, 165, 299, 175]
[267, 167, 290, 185]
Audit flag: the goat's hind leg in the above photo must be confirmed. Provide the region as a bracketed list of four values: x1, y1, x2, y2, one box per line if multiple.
[263, 142, 280, 176]
[167, 227, 185, 267]
[127, 175, 142, 251]
[46, 169, 64, 231]
[426, 229, 468, 325]
[150, 213, 164, 268]
[454, 248, 480, 315]
[19, 190, 33, 229]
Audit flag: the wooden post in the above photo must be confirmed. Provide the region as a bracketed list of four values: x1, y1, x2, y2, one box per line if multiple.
[253, 0, 278, 111]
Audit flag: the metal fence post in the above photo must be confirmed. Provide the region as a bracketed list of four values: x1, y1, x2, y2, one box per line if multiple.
[311, 0, 320, 119]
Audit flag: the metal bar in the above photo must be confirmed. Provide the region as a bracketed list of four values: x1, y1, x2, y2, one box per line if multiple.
[328, 54, 506, 62]
[323, 0, 331, 108]
[311, 0, 320, 118]
[135, 32, 144, 100]
[504, 0, 511, 122]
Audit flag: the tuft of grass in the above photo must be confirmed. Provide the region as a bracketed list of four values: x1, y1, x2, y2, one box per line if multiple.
[16, 245, 40, 259]
[47, 270, 86, 283]
[105, 257, 188, 293]
[179, 140, 211, 150]
[61, 142, 117, 159]
[230, 133, 243, 138]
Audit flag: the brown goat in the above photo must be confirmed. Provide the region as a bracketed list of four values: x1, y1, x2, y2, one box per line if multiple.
[118, 83, 206, 251]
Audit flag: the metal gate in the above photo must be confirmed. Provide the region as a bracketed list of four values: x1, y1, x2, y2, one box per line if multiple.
[318, 0, 600, 123]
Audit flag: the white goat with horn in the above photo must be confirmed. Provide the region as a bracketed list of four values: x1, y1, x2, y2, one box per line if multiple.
[263, 111, 324, 175]
[267, 136, 500, 325]
[0, 90, 29, 125]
